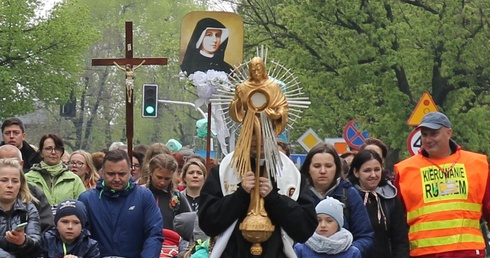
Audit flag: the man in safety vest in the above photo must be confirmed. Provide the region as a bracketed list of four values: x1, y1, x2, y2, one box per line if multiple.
[395, 111, 490, 258]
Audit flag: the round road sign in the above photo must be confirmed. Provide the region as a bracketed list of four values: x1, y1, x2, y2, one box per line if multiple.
[407, 128, 422, 156]
[342, 120, 369, 150]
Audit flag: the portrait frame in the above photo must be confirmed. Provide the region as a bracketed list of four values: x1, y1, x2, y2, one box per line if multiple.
[180, 11, 244, 73]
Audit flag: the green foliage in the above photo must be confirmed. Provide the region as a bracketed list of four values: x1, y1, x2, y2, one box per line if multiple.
[238, 0, 490, 166]
[65, 0, 207, 151]
[0, 0, 97, 118]
[5, 0, 208, 152]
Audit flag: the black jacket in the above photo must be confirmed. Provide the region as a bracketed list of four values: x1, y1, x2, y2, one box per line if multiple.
[0, 199, 41, 257]
[0, 140, 41, 172]
[20, 141, 42, 171]
[27, 184, 54, 233]
[198, 165, 317, 258]
[353, 183, 409, 258]
[148, 184, 190, 231]
[40, 228, 100, 258]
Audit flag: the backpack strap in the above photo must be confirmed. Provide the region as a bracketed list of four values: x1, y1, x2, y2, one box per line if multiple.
[341, 187, 350, 221]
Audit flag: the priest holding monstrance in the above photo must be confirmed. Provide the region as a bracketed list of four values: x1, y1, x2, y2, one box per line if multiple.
[197, 55, 317, 258]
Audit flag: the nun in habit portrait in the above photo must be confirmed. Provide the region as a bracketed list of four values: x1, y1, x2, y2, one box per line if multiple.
[180, 17, 233, 76]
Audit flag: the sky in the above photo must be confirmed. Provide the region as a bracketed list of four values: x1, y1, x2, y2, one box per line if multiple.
[41, 0, 234, 13]
[37, 0, 57, 18]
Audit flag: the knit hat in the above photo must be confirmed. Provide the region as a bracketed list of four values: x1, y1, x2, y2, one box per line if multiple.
[315, 197, 344, 231]
[54, 199, 87, 228]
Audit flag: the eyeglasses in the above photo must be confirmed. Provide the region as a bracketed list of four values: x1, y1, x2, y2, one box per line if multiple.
[68, 161, 85, 167]
[131, 164, 141, 169]
[42, 147, 62, 153]
[3, 130, 22, 136]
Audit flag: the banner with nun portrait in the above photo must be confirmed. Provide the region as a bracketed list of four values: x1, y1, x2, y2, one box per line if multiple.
[180, 11, 243, 155]
[180, 11, 243, 77]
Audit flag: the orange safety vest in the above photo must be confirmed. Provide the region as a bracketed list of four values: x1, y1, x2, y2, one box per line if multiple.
[395, 149, 488, 257]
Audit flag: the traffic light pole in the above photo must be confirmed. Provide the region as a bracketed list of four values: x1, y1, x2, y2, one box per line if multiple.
[158, 99, 212, 171]
[157, 100, 207, 119]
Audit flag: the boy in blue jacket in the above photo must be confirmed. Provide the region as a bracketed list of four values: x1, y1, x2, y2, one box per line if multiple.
[40, 199, 99, 258]
[294, 197, 361, 258]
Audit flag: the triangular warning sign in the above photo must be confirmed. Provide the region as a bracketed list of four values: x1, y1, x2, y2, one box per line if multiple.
[407, 92, 439, 126]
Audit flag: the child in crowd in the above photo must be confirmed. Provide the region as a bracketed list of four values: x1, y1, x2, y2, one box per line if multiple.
[39, 199, 100, 258]
[294, 197, 361, 258]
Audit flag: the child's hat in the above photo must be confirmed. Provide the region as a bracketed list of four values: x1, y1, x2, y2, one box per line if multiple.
[315, 196, 344, 230]
[54, 199, 88, 228]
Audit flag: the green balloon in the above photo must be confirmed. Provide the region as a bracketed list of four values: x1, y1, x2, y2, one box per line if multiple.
[196, 118, 208, 138]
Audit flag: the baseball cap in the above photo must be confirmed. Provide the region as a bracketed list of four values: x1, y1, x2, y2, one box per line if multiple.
[417, 112, 452, 130]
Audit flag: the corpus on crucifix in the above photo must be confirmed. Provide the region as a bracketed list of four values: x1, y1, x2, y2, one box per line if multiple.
[114, 61, 145, 103]
[92, 21, 167, 158]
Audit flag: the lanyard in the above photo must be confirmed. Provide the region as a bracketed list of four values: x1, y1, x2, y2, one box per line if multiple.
[423, 150, 461, 177]
[63, 242, 67, 255]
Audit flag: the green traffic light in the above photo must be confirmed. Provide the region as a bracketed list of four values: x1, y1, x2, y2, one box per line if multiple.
[145, 105, 155, 114]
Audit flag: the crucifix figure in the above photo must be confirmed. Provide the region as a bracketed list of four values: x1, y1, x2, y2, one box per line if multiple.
[114, 61, 145, 103]
[92, 21, 167, 158]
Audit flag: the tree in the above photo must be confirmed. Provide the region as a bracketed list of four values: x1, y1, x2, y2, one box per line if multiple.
[0, 0, 98, 118]
[60, 0, 207, 151]
[235, 0, 490, 166]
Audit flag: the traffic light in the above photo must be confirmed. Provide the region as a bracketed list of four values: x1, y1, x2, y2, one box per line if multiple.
[142, 84, 158, 117]
[60, 91, 76, 117]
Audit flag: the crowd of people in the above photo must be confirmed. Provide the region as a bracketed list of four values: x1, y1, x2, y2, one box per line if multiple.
[0, 111, 488, 258]
[0, 117, 212, 257]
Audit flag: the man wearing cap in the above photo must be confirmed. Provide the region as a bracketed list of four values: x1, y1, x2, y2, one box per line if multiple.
[395, 112, 490, 257]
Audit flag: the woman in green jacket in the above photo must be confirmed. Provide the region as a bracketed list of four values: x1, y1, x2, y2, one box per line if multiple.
[25, 134, 85, 211]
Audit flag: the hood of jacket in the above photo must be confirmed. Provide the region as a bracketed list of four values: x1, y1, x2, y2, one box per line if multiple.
[354, 180, 397, 199]
[309, 177, 344, 200]
[29, 162, 69, 177]
[310, 178, 355, 201]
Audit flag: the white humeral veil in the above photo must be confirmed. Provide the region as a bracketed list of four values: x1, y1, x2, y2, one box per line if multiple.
[209, 151, 301, 258]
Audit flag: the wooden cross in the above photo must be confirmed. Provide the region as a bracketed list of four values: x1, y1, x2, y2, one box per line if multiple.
[92, 21, 167, 159]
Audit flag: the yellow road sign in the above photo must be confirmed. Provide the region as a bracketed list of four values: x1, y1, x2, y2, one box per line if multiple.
[407, 92, 439, 126]
[298, 128, 322, 152]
